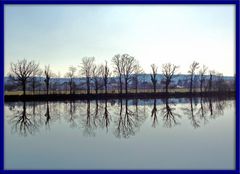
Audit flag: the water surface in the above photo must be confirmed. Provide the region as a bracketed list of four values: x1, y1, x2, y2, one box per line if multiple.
[4, 97, 235, 169]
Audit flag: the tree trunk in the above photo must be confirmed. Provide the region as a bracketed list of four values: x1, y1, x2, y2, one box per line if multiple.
[70, 79, 73, 94]
[135, 78, 138, 94]
[23, 101, 26, 116]
[119, 76, 122, 94]
[135, 83, 138, 94]
[22, 81, 26, 96]
[209, 98, 213, 115]
[46, 82, 49, 95]
[209, 74, 212, 92]
[87, 77, 90, 95]
[32, 79, 35, 95]
[105, 82, 107, 94]
[69, 82, 71, 94]
[104, 79, 107, 94]
[190, 97, 193, 117]
[154, 83, 156, 93]
[200, 80, 203, 94]
[72, 83, 75, 94]
[95, 86, 98, 94]
[190, 75, 193, 93]
[125, 78, 128, 94]
[165, 83, 168, 94]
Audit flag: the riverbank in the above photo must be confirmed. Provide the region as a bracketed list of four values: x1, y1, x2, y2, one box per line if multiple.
[4, 91, 235, 102]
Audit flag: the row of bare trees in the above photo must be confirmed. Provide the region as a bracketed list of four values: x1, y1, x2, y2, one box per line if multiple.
[8, 55, 233, 96]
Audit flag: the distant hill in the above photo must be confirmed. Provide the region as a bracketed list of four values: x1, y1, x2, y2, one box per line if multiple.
[4, 74, 234, 85]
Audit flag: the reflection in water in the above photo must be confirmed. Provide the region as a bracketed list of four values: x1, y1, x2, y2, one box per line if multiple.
[83, 100, 95, 137]
[68, 101, 77, 128]
[161, 98, 181, 128]
[102, 99, 111, 132]
[151, 99, 158, 128]
[45, 102, 51, 127]
[196, 97, 208, 125]
[114, 99, 141, 139]
[209, 98, 213, 117]
[5, 97, 233, 138]
[181, 97, 200, 128]
[9, 102, 38, 136]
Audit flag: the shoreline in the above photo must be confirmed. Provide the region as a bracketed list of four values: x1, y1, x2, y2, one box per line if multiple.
[4, 91, 235, 102]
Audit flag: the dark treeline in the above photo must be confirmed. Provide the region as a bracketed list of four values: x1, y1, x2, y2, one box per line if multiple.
[5, 96, 234, 137]
[5, 55, 235, 97]
[4, 91, 235, 102]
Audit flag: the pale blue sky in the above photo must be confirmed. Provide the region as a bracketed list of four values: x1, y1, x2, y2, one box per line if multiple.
[4, 5, 235, 76]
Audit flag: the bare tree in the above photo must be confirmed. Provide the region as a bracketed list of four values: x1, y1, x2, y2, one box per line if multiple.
[54, 71, 61, 94]
[36, 69, 44, 94]
[199, 65, 208, 93]
[162, 63, 179, 94]
[31, 67, 42, 95]
[188, 61, 199, 93]
[10, 59, 39, 96]
[80, 57, 95, 95]
[208, 70, 215, 92]
[100, 61, 111, 94]
[214, 72, 226, 92]
[65, 66, 77, 94]
[150, 64, 158, 93]
[112, 54, 124, 94]
[132, 62, 143, 94]
[122, 54, 137, 94]
[44, 65, 52, 95]
[92, 64, 102, 94]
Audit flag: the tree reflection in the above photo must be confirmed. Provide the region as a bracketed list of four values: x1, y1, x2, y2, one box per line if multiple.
[215, 99, 225, 116]
[208, 97, 213, 117]
[208, 97, 227, 119]
[114, 99, 140, 139]
[82, 100, 96, 137]
[151, 99, 158, 128]
[121, 100, 136, 138]
[93, 99, 100, 127]
[181, 96, 230, 128]
[181, 97, 200, 128]
[9, 101, 38, 136]
[101, 100, 111, 132]
[5, 96, 233, 137]
[133, 99, 147, 127]
[161, 98, 181, 128]
[196, 97, 208, 124]
[114, 99, 124, 138]
[30, 102, 43, 131]
[44, 101, 51, 128]
[68, 101, 77, 128]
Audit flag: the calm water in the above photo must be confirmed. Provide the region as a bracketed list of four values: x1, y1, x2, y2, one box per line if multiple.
[4, 97, 235, 170]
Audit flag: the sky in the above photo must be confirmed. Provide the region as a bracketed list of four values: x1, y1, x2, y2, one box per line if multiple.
[4, 5, 235, 76]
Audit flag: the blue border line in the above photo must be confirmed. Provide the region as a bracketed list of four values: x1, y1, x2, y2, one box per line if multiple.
[0, 1, 239, 174]
[1, 170, 238, 173]
[0, 0, 4, 172]
[236, 1, 239, 173]
[0, 0, 238, 4]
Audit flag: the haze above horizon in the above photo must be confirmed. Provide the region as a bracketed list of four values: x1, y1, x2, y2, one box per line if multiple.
[4, 5, 235, 76]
